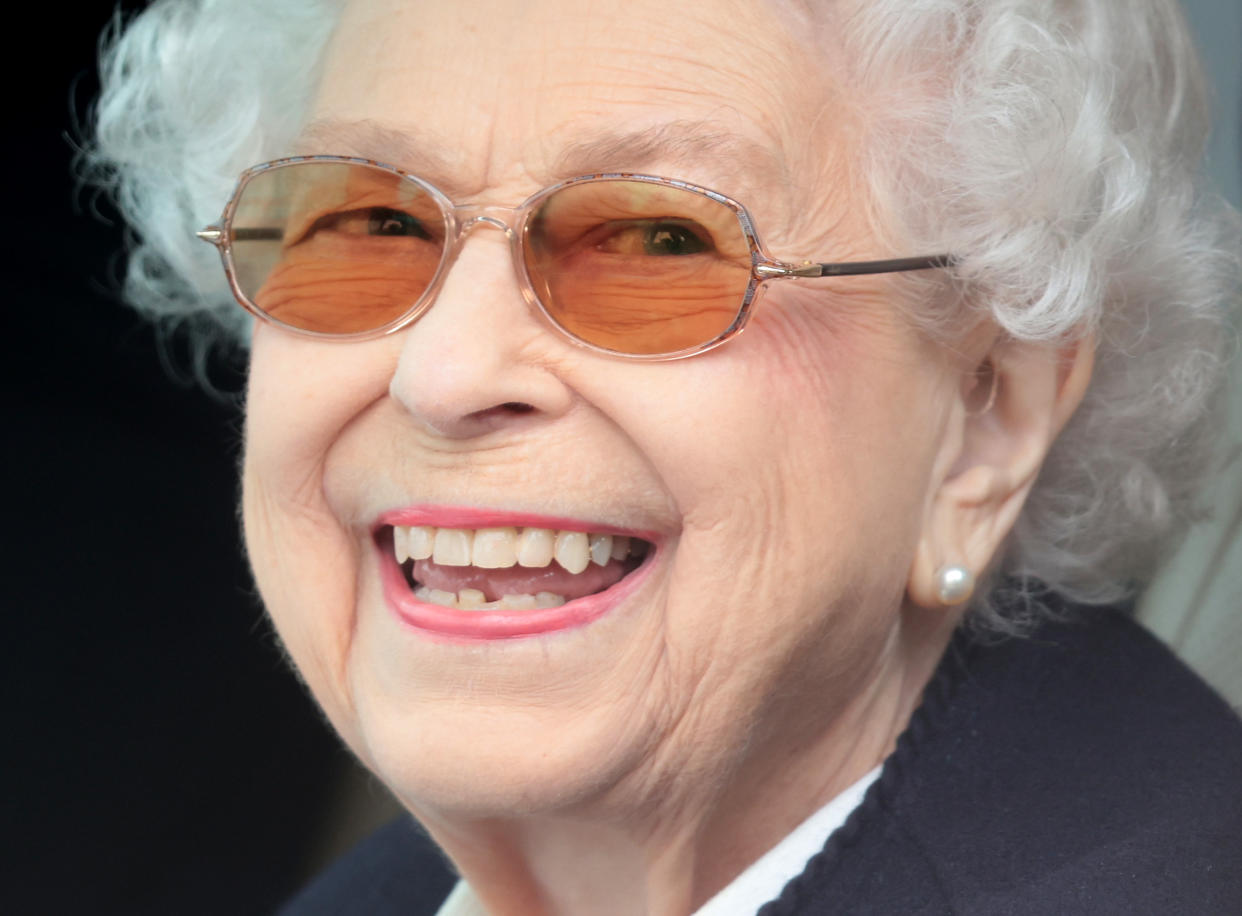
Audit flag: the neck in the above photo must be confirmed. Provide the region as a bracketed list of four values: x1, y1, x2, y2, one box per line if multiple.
[417, 610, 955, 916]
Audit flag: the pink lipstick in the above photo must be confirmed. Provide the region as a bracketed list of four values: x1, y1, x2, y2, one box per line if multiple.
[376, 507, 658, 640]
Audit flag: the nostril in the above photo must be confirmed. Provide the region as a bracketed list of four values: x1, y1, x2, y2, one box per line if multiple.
[461, 402, 536, 426]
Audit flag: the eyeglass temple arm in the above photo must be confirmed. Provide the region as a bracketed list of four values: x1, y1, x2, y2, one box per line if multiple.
[755, 254, 955, 279]
[197, 226, 284, 244]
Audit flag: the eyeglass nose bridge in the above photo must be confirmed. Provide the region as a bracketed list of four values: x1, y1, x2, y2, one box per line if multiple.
[454, 205, 520, 240]
[416, 202, 543, 338]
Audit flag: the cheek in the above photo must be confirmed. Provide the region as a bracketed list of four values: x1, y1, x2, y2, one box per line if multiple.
[242, 469, 363, 746]
[244, 329, 397, 477]
[240, 329, 398, 754]
[758, 289, 951, 564]
[622, 286, 948, 542]
[753, 285, 952, 484]
[584, 288, 950, 700]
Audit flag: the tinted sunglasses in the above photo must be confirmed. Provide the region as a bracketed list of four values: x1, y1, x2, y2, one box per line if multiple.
[198, 156, 951, 359]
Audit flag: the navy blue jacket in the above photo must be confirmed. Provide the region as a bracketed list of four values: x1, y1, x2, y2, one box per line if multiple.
[281, 608, 1242, 914]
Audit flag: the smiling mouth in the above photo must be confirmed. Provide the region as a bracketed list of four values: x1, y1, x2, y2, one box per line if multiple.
[383, 525, 651, 611]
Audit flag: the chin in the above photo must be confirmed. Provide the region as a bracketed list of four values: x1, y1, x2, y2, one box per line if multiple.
[336, 545, 680, 820]
[360, 710, 663, 821]
[346, 644, 670, 821]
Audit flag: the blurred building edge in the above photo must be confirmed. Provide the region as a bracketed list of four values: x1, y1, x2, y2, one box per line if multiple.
[1138, 0, 1242, 711]
[1140, 353, 1242, 711]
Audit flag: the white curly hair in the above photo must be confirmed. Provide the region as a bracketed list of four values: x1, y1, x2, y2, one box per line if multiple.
[84, 0, 1241, 631]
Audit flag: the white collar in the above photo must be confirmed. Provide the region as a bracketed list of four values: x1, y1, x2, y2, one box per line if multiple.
[692, 765, 881, 915]
[434, 765, 881, 916]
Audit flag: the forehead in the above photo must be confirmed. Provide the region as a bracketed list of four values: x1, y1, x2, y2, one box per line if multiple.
[305, 0, 847, 208]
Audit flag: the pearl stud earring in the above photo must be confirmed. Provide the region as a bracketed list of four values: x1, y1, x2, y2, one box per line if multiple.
[936, 565, 975, 606]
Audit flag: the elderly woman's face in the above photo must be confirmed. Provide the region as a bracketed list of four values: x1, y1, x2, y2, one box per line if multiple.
[243, 0, 961, 820]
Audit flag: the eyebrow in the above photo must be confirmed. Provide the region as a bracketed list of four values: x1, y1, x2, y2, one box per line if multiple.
[550, 121, 785, 186]
[293, 117, 786, 197]
[294, 119, 458, 186]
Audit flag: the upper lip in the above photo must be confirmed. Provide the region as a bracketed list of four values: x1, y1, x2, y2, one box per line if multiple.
[374, 505, 662, 542]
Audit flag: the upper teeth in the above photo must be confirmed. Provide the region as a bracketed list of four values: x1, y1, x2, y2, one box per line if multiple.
[392, 525, 635, 572]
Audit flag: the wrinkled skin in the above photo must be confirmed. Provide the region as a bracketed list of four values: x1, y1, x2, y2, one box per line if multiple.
[241, 0, 1091, 912]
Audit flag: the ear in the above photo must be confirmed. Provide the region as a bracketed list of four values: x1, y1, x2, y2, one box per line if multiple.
[906, 331, 1095, 610]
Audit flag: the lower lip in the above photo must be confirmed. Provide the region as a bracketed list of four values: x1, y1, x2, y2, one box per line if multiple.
[379, 545, 656, 641]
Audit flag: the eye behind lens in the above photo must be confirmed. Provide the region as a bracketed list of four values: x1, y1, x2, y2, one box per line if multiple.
[228, 160, 449, 335]
[521, 178, 754, 355]
[642, 221, 711, 256]
[367, 207, 434, 239]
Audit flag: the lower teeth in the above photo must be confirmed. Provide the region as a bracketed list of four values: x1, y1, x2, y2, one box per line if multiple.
[413, 586, 567, 611]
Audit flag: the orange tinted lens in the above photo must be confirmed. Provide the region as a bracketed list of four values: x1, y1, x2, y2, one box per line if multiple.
[229, 161, 447, 334]
[523, 180, 752, 355]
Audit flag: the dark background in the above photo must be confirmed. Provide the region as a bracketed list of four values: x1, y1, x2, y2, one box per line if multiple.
[5, 4, 361, 913]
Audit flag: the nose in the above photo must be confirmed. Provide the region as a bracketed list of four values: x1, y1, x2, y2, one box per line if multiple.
[389, 222, 575, 438]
